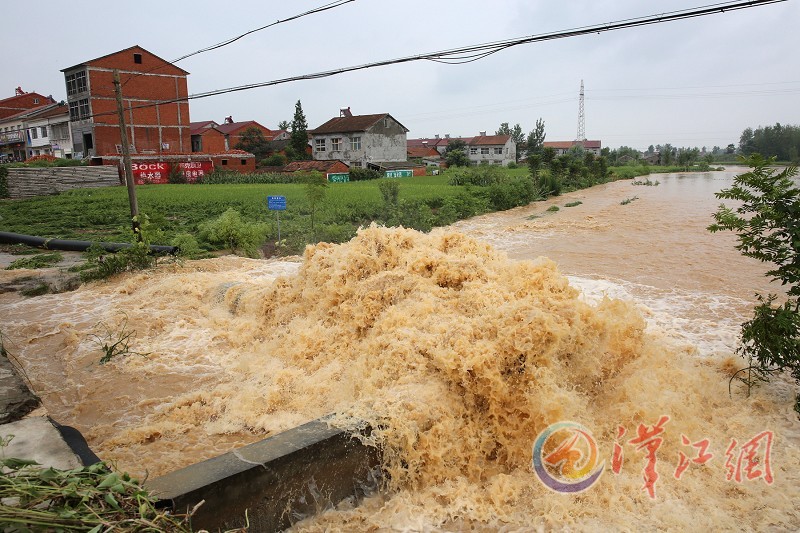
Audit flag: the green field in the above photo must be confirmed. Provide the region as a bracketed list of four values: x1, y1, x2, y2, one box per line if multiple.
[0, 164, 654, 256]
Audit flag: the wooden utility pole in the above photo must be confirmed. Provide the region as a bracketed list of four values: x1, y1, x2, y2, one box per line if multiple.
[113, 69, 140, 239]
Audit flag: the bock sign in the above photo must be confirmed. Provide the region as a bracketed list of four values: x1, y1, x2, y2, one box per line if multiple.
[132, 161, 214, 184]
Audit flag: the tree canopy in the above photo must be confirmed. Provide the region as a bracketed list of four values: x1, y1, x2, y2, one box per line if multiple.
[288, 100, 310, 161]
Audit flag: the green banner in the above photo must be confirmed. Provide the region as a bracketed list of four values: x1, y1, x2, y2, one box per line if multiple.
[385, 169, 413, 178]
[327, 173, 350, 182]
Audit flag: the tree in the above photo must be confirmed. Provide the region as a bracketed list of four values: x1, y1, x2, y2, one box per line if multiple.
[234, 127, 272, 162]
[303, 171, 327, 240]
[526, 118, 546, 158]
[278, 120, 290, 130]
[496, 122, 525, 161]
[708, 155, 800, 412]
[444, 139, 470, 167]
[739, 127, 756, 155]
[726, 143, 736, 154]
[288, 100, 310, 161]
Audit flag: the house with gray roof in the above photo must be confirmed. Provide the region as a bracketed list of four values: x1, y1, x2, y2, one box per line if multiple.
[310, 108, 408, 168]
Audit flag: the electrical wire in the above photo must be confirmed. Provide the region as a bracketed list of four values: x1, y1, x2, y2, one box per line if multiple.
[90, 0, 787, 121]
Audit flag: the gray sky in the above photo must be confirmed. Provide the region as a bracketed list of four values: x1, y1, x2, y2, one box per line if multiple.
[5, 0, 799, 150]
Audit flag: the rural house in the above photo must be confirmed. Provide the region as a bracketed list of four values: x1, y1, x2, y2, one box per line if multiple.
[543, 140, 602, 156]
[311, 108, 408, 168]
[408, 132, 516, 166]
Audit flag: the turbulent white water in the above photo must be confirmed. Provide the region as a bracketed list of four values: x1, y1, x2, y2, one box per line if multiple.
[1, 170, 798, 530]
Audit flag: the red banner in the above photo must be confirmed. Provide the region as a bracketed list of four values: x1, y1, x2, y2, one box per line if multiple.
[132, 161, 214, 184]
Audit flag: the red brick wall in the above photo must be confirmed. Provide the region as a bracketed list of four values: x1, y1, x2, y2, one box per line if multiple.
[211, 154, 255, 173]
[0, 93, 52, 119]
[226, 123, 272, 150]
[194, 129, 226, 153]
[83, 49, 190, 154]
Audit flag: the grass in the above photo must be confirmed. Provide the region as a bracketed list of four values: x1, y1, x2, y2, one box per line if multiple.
[564, 201, 583, 207]
[620, 196, 639, 205]
[546, 205, 560, 212]
[631, 178, 660, 186]
[5, 252, 63, 270]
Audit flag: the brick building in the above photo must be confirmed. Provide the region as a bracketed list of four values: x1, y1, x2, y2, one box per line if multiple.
[61, 45, 191, 158]
[0, 88, 55, 120]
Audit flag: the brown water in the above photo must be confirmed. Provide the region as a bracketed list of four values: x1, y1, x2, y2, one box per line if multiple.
[1, 170, 798, 530]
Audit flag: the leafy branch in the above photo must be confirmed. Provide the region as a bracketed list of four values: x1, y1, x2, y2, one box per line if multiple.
[89, 315, 150, 364]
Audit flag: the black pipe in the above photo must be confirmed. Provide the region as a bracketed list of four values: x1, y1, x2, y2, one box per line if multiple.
[0, 231, 178, 255]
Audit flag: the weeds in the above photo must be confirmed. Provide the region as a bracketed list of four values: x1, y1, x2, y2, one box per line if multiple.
[0, 444, 194, 531]
[620, 196, 639, 205]
[546, 205, 560, 212]
[632, 178, 660, 186]
[89, 315, 149, 364]
[564, 201, 583, 207]
[5, 252, 63, 270]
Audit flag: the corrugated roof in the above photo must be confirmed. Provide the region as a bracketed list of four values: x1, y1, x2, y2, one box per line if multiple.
[469, 135, 511, 146]
[283, 160, 349, 172]
[215, 120, 270, 135]
[543, 140, 602, 149]
[312, 113, 409, 134]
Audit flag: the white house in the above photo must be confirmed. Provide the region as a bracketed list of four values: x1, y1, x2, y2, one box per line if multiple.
[311, 108, 408, 167]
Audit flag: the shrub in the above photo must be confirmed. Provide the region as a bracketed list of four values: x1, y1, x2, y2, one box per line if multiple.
[171, 233, 205, 259]
[378, 180, 400, 208]
[261, 154, 287, 167]
[167, 164, 187, 184]
[6, 252, 63, 270]
[565, 201, 583, 207]
[198, 208, 268, 258]
[547, 205, 560, 212]
[0, 166, 8, 198]
[349, 167, 381, 181]
[708, 155, 800, 411]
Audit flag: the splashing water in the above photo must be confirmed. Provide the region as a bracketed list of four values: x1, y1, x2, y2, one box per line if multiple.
[1, 172, 798, 530]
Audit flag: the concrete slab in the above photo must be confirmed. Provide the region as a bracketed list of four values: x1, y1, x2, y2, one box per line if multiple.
[0, 351, 40, 424]
[0, 416, 83, 470]
[149, 417, 382, 531]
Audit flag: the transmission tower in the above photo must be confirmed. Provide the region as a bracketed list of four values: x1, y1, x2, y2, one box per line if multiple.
[576, 79, 586, 146]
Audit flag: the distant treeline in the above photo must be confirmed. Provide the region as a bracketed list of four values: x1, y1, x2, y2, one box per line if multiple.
[739, 123, 800, 163]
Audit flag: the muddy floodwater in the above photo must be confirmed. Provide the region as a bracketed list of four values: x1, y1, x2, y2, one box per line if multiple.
[1, 170, 798, 530]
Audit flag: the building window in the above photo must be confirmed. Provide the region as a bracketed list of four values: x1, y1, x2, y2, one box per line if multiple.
[469, 147, 477, 155]
[40, 126, 48, 138]
[481, 147, 489, 155]
[66, 71, 87, 95]
[221, 159, 228, 166]
[351, 161, 362, 167]
[494, 160, 502, 165]
[33, 98, 39, 104]
[192, 138, 202, 152]
[494, 147, 503, 155]
[30, 128, 38, 139]
[69, 99, 90, 121]
[331, 137, 341, 151]
[133, 53, 142, 64]
[241, 159, 247, 165]
[350, 136, 361, 150]
[315, 138, 326, 152]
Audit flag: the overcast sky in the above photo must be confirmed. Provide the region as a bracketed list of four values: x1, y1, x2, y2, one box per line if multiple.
[5, 0, 799, 150]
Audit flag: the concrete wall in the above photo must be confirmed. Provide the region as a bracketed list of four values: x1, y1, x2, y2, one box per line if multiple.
[5, 166, 120, 198]
[148, 417, 381, 531]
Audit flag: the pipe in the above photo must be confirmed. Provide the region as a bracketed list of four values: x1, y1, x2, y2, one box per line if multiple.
[0, 231, 178, 255]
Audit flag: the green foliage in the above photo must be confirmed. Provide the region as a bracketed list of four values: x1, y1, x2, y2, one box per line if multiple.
[444, 139, 470, 167]
[533, 170, 561, 198]
[289, 100, 310, 161]
[349, 167, 382, 181]
[0, 165, 8, 198]
[739, 123, 800, 162]
[379, 180, 400, 208]
[261, 153, 287, 167]
[632, 178, 660, 186]
[167, 163, 187, 184]
[496, 122, 525, 161]
[90, 315, 149, 364]
[620, 196, 639, 205]
[0, 451, 192, 531]
[565, 201, 582, 207]
[5, 157, 84, 168]
[235, 126, 272, 161]
[171, 233, 205, 258]
[304, 171, 328, 238]
[79, 215, 164, 282]
[20, 283, 51, 297]
[6, 252, 63, 270]
[546, 205, 560, 212]
[526, 118, 546, 156]
[447, 166, 502, 186]
[198, 208, 267, 258]
[708, 155, 800, 409]
[202, 169, 300, 184]
[488, 177, 536, 211]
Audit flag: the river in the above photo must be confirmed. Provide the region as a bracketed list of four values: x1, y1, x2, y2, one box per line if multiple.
[1, 170, 798, 530]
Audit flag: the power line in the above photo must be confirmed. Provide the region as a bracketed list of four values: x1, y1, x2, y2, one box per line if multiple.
[91, 0, 786, 121]
[118, 0, 356, 88]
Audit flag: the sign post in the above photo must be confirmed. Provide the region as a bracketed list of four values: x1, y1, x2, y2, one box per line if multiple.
[267, 195, 287, 244]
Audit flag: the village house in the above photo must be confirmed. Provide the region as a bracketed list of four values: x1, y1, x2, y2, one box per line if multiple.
[311, 108, 408, 168]
[190, 118, 289, 154]
[61, 45, 191, 158]
[0, 88, 55, 120]
[24, 104, 74, 159]
[0, 89, 58, 161]
[408, 132, 516, 166]
[543, 140, 602, 156]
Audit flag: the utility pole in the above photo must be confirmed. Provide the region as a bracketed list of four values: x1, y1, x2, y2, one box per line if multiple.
[576, 79, 586, 148]
[113, 69, 140, 239]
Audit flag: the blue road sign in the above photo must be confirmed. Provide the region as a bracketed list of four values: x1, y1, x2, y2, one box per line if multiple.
[267, 195, 287, 211]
